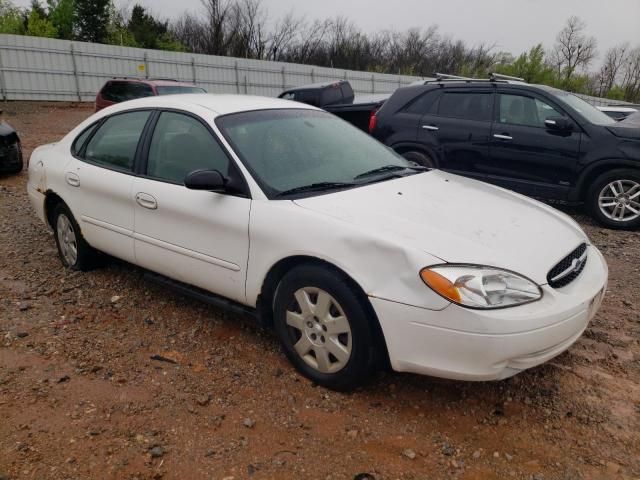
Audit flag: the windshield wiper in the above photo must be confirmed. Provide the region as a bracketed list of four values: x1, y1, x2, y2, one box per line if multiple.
[354, 165, 428, 180]
[275, 182, 356, 198]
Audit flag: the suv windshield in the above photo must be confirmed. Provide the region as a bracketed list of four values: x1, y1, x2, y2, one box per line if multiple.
[550, 90, 616, 125]
[156, 86, 206, 95]
[217, 109, 414, 197]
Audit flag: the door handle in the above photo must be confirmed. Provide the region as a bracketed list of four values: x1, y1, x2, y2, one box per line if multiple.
[493, 134, 513, 140]
[65, 172, 80, 187]
[135, 193, 158, 210]
[422, 125, 439, 131]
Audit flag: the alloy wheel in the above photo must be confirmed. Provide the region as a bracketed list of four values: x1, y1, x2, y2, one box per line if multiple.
[598, 179, 640, 222]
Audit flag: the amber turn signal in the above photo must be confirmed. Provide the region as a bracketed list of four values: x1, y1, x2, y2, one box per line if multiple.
[420, 269, 462, 303]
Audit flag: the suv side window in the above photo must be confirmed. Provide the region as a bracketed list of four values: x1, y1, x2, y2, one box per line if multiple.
[499, 94, 562, 128]
[83, 111, 150, 170]
[146, 111, 231, 184]
[404, 90, 440, 114]
[294, 90, 317, 105]
[438, 91, 493, 121]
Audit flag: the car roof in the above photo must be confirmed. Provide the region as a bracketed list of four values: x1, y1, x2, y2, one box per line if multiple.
[102, 93, 320, 116]
[283, 80, 348, 92]
[106, 78, 199, 88]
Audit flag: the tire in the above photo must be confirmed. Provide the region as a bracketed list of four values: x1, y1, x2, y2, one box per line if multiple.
[273, 264, 379, 391]
[586, 169, 640, 230]
[401, 150, 435, 168]
[52, 203, 99, 271]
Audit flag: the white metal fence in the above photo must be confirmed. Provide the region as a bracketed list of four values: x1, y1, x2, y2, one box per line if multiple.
[0, 34, 426, 102]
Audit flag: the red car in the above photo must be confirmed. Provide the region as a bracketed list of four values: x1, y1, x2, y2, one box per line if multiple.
[95, 78, 206, 112]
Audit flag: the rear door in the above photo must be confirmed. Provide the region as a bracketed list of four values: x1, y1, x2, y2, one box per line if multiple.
[487, 90, 581, 200]
[64, 109, 152, 263]
[418, 88, 494, 176]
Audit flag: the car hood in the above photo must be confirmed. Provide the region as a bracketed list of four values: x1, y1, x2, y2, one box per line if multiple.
[293, 170, 587, 285]
[607, 123, 640, 140]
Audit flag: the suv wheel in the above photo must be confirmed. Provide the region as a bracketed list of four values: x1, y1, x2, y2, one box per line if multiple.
[273, 264, 379, 391]
[401, 151, 435, 168]
[52, 203, 99, 270]
[587, 169, 640, 230]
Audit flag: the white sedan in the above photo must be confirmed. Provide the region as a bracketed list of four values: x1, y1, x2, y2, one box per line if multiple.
[27, 94, 608, 390]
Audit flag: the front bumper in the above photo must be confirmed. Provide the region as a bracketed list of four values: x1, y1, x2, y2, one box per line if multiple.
[0, 142, 22, 173]
[371, 245, 608, 381]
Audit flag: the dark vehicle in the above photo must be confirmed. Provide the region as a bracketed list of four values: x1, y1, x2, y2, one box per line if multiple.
[621, 110, 640, 126]
[371, 74, 640, 230]
[279, 80, 389, 132]
[598, 106, 638, 121]
[95, 78, 206, 112]
[0, 114, 23, 175]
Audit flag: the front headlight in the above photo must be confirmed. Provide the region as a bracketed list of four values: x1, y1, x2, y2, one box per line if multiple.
[420, 265, 542, 309]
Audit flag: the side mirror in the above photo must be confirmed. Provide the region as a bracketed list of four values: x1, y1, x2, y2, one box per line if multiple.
[184, 169, 226, 192]
[544, 116, 573, 131]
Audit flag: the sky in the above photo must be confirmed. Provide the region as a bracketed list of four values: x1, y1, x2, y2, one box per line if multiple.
[14, 0, 640, 64]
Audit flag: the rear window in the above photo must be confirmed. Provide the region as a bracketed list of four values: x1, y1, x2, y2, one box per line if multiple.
[101, 82, 154, 103]
[438, 92, 493, 121]
[156, 86, 207, 95]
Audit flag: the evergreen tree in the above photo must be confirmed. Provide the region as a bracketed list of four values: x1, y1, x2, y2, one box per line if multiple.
[74, 0, 109, 43]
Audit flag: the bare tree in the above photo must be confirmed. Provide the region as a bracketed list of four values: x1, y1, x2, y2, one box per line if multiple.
[552, 16, 597, 82]
[620, 47, 640, 102]
[595, 44, 629, 96]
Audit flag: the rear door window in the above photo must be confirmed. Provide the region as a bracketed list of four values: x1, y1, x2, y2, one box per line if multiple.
[438, 91, 493, 121]
[83, 111, 151, 171]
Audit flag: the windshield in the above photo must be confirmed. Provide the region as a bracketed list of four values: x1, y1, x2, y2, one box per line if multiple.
[550, 90, 617, 125]
[216, 109, 414, 197]
[156, 86, 207, 95]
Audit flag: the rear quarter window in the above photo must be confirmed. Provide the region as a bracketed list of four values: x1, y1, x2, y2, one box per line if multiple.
[71, 122, 98, 156]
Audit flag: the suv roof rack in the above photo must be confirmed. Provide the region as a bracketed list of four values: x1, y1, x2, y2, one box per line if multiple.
[148, 78, 180, 82]
[424, 72, 527, 85]
[489, 72, 525, 82]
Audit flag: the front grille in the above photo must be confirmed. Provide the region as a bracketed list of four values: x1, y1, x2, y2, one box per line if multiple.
[547, 243, 588, 289]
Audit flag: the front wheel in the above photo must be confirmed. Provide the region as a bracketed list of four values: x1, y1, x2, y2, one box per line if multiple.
[586, 169, 640, 230]
[273, 265, 379, 391]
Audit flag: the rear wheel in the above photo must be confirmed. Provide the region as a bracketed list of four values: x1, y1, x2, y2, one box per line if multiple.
[52, 203, 99, 271]
[587, 169, 640, 230]
[273, 265, 379, 391]
[401, 150, 435, 168]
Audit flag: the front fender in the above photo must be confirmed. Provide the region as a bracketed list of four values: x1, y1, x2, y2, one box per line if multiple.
[245, 199, 450, 311]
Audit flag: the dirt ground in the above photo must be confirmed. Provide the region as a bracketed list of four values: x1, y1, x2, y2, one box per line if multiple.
[0, 102, 638, 480]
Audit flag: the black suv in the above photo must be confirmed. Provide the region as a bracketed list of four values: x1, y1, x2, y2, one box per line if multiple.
[372, 75, 640, 229]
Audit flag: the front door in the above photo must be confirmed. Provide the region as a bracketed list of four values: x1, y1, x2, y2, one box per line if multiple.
[132, 110, 251, 303]
[487, 91, 581, 200]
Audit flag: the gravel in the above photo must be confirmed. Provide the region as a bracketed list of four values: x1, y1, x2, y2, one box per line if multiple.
[1, 102, 639, 480]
